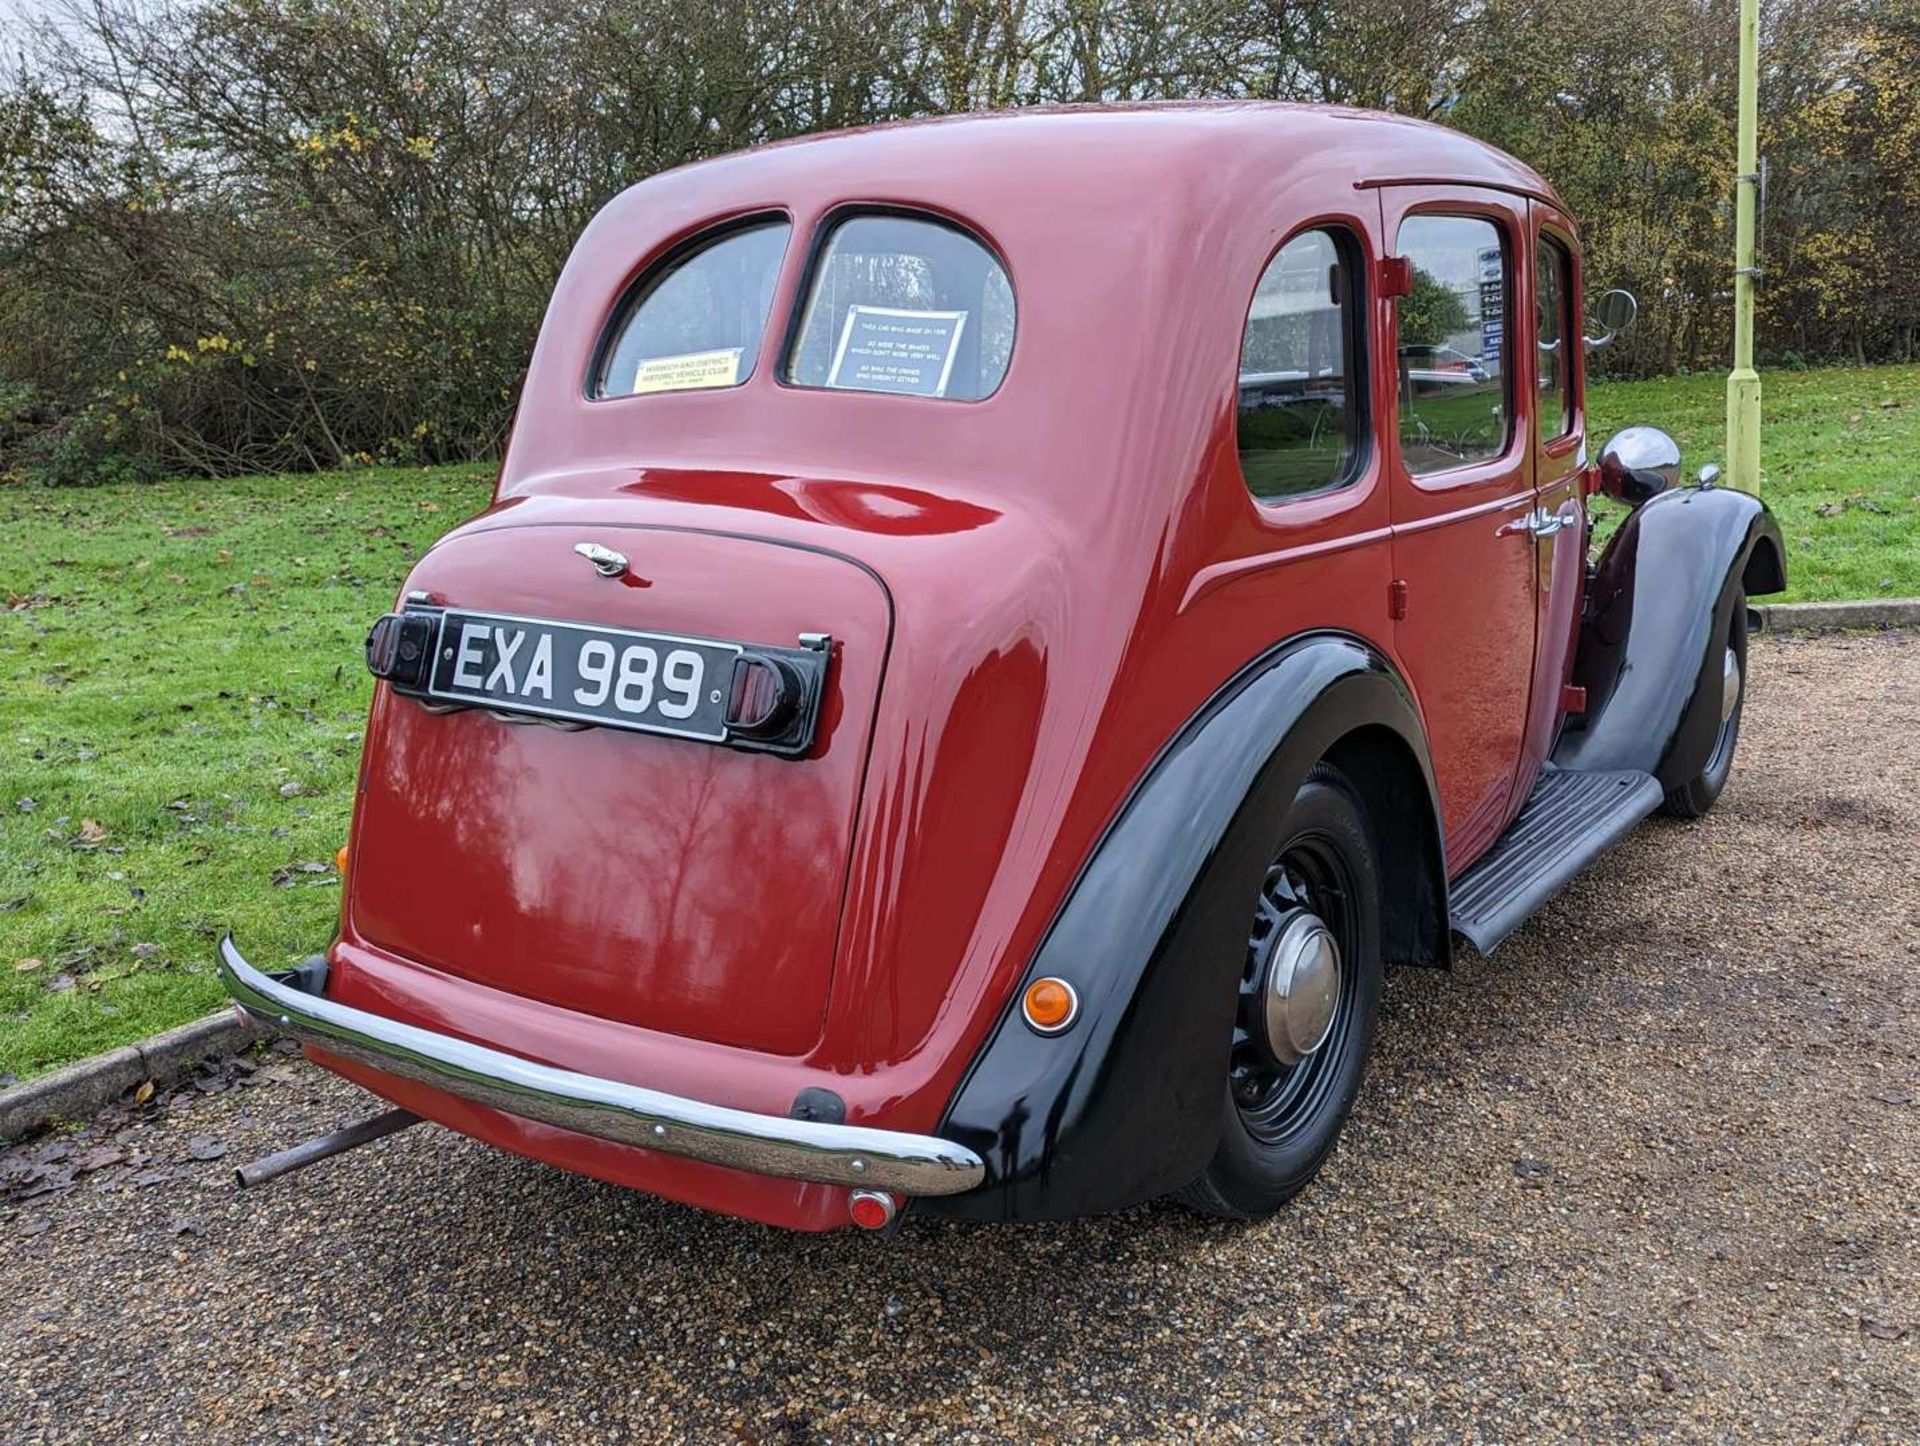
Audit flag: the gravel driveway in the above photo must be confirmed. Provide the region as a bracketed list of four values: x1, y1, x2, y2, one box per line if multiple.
[4, 631, 1917, 1443]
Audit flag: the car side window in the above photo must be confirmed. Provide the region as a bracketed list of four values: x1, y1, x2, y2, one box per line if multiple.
[1237, 227, 1364, 502]
[595, 218, 790, 398]
[1394, 214, 1510, 475]
[1537, 236, 1574, 443]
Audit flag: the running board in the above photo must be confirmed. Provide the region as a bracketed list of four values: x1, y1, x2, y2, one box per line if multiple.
[1449, 768, 1664, 954]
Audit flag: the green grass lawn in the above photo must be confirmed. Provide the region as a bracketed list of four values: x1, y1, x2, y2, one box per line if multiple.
[2, 362, 1915, 1082]
[0, 464, 494, 1081]
[1587, 363, 1920, 600]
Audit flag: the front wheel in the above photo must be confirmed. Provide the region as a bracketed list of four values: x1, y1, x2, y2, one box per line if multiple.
[1178, 762, 1384, 1220]
[1661, 587, 1747, 818]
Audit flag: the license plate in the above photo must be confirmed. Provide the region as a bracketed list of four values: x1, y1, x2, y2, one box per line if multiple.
[423, 609, 739, 742]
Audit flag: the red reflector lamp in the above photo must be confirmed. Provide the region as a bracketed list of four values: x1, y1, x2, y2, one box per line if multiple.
[848, 1190, 897, 1230]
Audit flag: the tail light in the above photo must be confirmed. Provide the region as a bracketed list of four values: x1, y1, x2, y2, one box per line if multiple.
[364, 612, 437, 688]
[725, 656, 802, 736]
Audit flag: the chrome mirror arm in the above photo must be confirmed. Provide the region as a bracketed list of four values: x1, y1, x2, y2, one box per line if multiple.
[1583, 289, 1638, 352]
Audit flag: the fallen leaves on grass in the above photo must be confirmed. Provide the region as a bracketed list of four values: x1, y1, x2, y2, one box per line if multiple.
[271, 860, 335, 888]
[1815, 492, 1892, 518]
[14, 957, 44, 972]
[73, 818, 109, 846]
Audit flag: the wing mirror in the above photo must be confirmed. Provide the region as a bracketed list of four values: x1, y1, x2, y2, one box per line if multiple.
[1585, 289, 1638, 351]
[1598, 425, 1680, 507]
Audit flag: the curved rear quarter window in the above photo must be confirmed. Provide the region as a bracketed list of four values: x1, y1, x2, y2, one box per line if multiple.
[595, 218, 789, 398]
[1238, 227, 1365, 501]
[786, 214, 1013, 401]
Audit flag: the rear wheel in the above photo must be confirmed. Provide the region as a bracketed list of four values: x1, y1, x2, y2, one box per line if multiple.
[1661, 587, 1747, 818]
[1178, 762, 1384, 1220]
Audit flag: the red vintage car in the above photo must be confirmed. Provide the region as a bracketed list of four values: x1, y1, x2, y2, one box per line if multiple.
[221, 103, 1785, 1231]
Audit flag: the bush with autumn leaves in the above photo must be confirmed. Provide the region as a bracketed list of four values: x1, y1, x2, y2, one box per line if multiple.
[1, 0, 1915, 483]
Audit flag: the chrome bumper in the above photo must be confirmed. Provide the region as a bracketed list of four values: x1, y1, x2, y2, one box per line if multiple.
[217, 936, 986, 1196]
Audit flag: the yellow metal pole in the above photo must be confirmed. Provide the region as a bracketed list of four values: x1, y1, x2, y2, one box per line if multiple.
[1727, 0, 1762, 490]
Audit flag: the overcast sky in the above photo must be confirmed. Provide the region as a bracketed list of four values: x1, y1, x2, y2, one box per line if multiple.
[4, 0, 80, 44]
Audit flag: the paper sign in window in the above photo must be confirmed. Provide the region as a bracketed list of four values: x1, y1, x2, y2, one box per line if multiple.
[628, 347, 743, 396]
[826, 306, 970, 398]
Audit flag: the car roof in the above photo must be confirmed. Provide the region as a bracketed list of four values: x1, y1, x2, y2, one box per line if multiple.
[648, 101, 1563, 213]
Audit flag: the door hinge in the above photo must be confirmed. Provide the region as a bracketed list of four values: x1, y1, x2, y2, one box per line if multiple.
[1388, 579, 1410, 620]
[1378, 257, 1414, 300]
[1560, 684, 1587, 714]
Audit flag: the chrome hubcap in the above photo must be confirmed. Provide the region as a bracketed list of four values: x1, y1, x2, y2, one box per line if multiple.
[1262, 912, 1342, 1066]
[1720, 645, 1742, 725]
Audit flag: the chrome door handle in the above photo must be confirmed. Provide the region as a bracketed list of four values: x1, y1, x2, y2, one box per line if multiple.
[1496, 508, 1540, 538]
[1531, 508, 1570, 537]
[1498, 507, 1570, 539]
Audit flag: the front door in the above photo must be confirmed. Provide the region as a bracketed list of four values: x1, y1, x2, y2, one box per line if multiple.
[1378, 186, 1538, 872]
[1519, 206, 1590, 794]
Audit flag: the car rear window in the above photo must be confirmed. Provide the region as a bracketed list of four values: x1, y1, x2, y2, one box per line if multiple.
[786, 213, 1013, 401]
[595, 217, 789, 398]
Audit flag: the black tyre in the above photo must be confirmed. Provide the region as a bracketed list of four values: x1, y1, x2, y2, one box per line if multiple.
[1661, 587, 1747, 819]
[1178, 762, 1384, 1220]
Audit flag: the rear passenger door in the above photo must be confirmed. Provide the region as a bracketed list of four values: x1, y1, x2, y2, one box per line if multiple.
[1377, 186, 1538, 871]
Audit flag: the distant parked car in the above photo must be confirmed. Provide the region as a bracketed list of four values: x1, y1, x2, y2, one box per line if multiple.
[1399, 343, 1491, 381]
[223, 103, 1784, 1232]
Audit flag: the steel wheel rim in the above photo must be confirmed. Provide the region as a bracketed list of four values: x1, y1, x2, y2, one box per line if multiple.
[1231, 832, 1362, 1146]
[1706, 634, 1745, 776]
